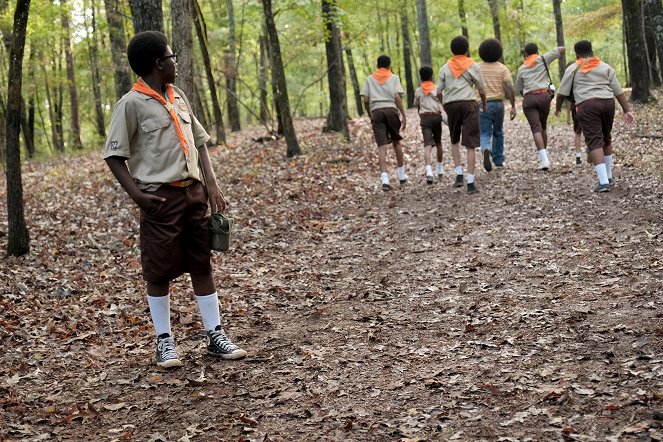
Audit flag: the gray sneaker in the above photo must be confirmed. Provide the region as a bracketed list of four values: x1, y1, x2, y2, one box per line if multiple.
[207, 326, 248, 360]
[156, 333, 182, 368]
[594, 183, 610, 193]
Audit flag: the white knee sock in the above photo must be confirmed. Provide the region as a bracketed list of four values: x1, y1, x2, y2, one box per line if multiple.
[594, 163, 609, 185]
[437, 162, 444, 175]
[196, 292, 221, 331]
[425, 164, 433, 176]
[455, 165, 463, 176]
[604, 155, 613, 179]
[467, 173, 475, 184]
[380, 172, 390, 185]
[147, 295, 171, 337]
[538, 149, 549, 163]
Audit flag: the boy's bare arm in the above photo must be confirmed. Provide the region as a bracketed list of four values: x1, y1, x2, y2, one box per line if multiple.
[105, 156, 165, 209]
[395, 93, 407, 131]
[616, 93, 635, 125]
[477, 87, 487, 112]
[363, 97, 371, 119]
[504, 82, 517, 119]
[198, 144, 227, 214]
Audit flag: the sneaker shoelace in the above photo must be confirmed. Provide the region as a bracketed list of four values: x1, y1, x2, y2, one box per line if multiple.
[158, 337, 178, 361]
[209, 329, 239, 353]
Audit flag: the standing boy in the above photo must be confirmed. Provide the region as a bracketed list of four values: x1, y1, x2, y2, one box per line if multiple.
[515, 43, 565, 170]
[477, 38, 516, 171]
[554, 40, 634, 192]
[413, 66, 445, 184]
[437, 35, 487, 194]
[361, 55, 408, 191]
[103, 31, 247, 368]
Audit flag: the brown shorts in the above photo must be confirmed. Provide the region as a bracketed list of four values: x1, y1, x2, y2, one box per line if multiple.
[576, 98, 615, 152]
[443, 101, 480, 147]
[571, 105, 581, 134]
[139, 181, 212, 283]
[523, 92, 552, 134]
[371, 107, 403, 147]
[419, 113, 443, 146]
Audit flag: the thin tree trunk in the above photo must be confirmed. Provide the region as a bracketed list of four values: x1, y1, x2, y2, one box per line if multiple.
[322, 0, 349, 140]
[416, 0, 432, 66]
[5, 0, 31, 256]
[61, 0, 83, 149]
[643, 0, 662, 86]
[225, 0, 241, 131]
[192, 81, 209, 129]
[552, 0, 566, 81]
[42, 62, 62, 153]
[19, 97, 33, 157]
[193, 0, 225, 144]
[129, 0, 163, 33]
[487, 0, 501, 42]
[623, 0, 653, 102]
[401, 9, 415, 108]
[623, 9, 630, 86]
[345, 44, 363, 117]
[458, 0, 468, 38]
[259, 32, 269, 123]
[104, 0, 132, 101]
[171, 0, 201, 120]
[647, 0, 663, 84]
[262, 0, 300, 157]
[86, 0, 105, 138]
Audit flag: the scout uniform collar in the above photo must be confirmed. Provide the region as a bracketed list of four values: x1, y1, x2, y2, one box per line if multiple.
[421, 81, 436, 96]
[576, 57, 601, 74]
[522, 54, 539, 68]
[448, 55, 474, 78]
[372, 68, 393, 85]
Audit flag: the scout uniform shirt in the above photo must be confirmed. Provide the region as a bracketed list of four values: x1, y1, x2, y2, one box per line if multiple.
[437, 56, 484, 105]
[360, 68, 405, 112]
[558, 58, 623, 105]
[515, 48, 561, 95]
[413, 81, 443, 114]
[103, 84, 210, 191]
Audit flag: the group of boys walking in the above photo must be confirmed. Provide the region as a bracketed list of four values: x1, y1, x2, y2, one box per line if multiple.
[361, 36, 634, 194]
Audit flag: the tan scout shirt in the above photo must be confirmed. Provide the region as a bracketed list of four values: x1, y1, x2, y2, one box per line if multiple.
[413, 86, 443, 114]
[558, 60, 623, 105]
[437, 63, 484, 104]
[515, 48, 561, 96]
[360, 75, 404, 112]
[477, 62, 512, 101]
[103, 86, 210, 191]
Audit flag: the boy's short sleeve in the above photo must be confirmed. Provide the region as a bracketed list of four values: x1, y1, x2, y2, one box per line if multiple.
[469, 63, 484, 89]
[437, 66, 446, 90]
[607, 67, 623, 96]
[190, 111, 211, 148]
[413, 89, 421, 108]
[515, 69, 524, 96]
[394, 76, 404, 95]
[104, 98, 137, 159]
[501, 64, 513, 85]
[360, 79, 370, 97]
[543, 48, 561, 65]
[557, 64, 575, 96]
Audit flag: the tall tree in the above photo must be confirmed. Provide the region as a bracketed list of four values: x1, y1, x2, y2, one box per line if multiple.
[646, 0, 663, 83]
[104, 0, 132, 101]
[643, 0, 662, 86]
[322, 0, 349, 140]
[262, 0, 301, 157]
[172, 0, 201, 119]
[416, 0, 432, 66]
[193, 0, 226, 144]
[487, 0, 501, 42]
[258, 32, 270, 123]
[5, 0, 31, 256]
[458, 0, 468, 38]
[61, 0, 84, 149]
[552, 0, 566, 81]
[344, 44, 363, 116]
[129, 0, 163, 33]
[401, 9, 415, 108]
[86, 0, 105, 138]
[225, 0, 241, 131]
[622, 0, 653, 102]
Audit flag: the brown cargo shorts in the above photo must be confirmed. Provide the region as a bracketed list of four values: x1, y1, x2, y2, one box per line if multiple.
[371, 107, 403, 147]
[443, 100, 480, 148]
[576, 98, 615, 151]
[523, 92, 552, 134]
[419, 113, 443, 146]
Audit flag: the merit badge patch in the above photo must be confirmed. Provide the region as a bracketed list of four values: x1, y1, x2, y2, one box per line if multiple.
[110, 141, 119, 150]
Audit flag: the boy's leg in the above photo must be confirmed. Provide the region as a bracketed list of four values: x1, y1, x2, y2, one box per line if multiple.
[436, 143, 444, 177]
[393, 141, 407, 184]
[147, 280, 182, 368]
[579, 100, 610, 191]
[479, 103, 494, 171]
[523, 94, 550, 169]
[492, 102, 505, 167]
[575, 133, 583, 164]
[451, 143, 464, 186]
[378, 144, 391, 189]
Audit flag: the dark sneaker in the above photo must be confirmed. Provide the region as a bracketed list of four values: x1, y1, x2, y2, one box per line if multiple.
[608, 178, 615, 187]
[467, 182, 479, 194]
[426, 174, 434, 185]
[576, 156, 582, 165]
[453, 175, 464, 188]
[382, 183, 391, 191]
[437, 173, 444, 181]
[399, 177, 408, 185]
[207, 326, 247, 360]
[155, 333, 182, 368]
[483, 150, 493, 172]
[594, 183, 610, 193]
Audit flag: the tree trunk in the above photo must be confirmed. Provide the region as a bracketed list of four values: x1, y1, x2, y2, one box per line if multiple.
[259, 32, 270, 123]
[104, 0, 132, 101]
[623, 8, 630, 86]
[61, 0, 83, 150]
[225, 0, 241, 131]
[322, 0, 349, 140]
[643, 0, 662, 86]
[5, 0, 31, 256]
[19, 97, 33, 158]
[552, 0, 566, 81]
[193, 0, 225, 144]
[87, 0, 106, 138]
[42, 63, 63, 153]
[623, 0, 654, 103]
[487, 0, 501, 42]
[647, 0, 663, 85]
[262, 0, 300, 157]
[416, 0, 432, 66]
[129, 0, 163, 33]
[344, 44, 363, 117]
[458, 0, 468, 38]
[171, 0, 201, 121]
[401, 9, 415, 108]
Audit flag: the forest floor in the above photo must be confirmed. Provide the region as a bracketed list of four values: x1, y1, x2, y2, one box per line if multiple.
[1, 94, 663, 442]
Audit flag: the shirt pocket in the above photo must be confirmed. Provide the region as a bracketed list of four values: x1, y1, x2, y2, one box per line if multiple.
[140, 114, 171, 133]
[138, 113, 172, 153]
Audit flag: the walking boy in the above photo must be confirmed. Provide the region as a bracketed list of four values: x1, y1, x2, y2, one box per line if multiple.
[437, 35, 486, 193]
[103, 31, 247, 368]
[361, 55, 408, 191]
[414, 66, 445, 184]
[515, 43, 565, 170]
[477, 38, 516, 171]
[554, 40, 634, 192]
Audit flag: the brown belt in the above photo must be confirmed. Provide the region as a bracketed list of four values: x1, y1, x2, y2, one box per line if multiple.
[527, 88, 549, 95]
[168, 179, 196, 187]
[419, 112, 441, 117]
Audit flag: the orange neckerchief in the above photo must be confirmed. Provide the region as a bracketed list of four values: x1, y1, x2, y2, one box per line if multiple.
[576, 57, 601, 73]
[522, 54, 540, 68]
[448, 55, 475, 78]
[421, 81, 436, 96]
[372, 68, 393, 85]
[131, 79, 188, 157]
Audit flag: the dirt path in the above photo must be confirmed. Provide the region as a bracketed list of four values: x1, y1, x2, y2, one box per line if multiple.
[1, 107, 662, 441]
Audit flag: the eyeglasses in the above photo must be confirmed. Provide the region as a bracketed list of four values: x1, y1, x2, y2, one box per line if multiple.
[159, 53, 178, 63]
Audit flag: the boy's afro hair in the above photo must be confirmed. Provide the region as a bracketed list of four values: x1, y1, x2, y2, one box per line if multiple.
[524, 43, 538, 56]
[419, 65, 434, 82]
[377, 55, 391, 68]
[478, 38, 503, 62]
[450, 35, 469, 55]
[574, 40, 593, 57]
[127, 31, 169, 77]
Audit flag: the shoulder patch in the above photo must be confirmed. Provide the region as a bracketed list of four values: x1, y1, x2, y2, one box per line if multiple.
[110, 141, 119, 150]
